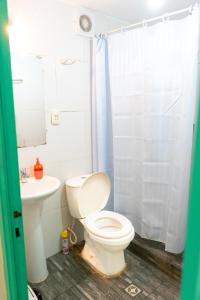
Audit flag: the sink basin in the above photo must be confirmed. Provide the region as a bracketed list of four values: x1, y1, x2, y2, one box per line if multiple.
[20, 176, 61, 283]
[21, 176, 61, 203]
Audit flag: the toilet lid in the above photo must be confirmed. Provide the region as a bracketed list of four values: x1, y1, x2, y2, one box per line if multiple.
[85, 210, 133, 239]
[66, 172, 111, 218]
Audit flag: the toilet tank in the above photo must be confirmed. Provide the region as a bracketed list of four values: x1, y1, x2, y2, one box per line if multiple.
[65, 172, 111, 219]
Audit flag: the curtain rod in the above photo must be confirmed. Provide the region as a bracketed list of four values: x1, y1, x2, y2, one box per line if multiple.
[107, 5, 197, 36]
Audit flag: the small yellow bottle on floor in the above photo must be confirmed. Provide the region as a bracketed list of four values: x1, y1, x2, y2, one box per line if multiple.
[61, 230, 69, 255]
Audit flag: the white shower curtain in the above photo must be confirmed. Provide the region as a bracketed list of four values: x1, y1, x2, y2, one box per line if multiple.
[108, 9, 199, 253]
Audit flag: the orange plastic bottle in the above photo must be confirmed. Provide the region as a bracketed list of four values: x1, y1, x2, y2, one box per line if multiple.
[34, 158, 43, 179]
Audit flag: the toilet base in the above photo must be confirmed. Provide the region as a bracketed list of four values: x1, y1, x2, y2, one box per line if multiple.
[81, 249, 127, 278]
[81, 232, 127, 277]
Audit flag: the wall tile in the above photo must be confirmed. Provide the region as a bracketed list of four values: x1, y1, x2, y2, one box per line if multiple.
[10, 0, 125, 258]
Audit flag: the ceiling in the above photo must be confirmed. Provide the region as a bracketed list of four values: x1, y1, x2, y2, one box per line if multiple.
[63, 0, 194, 23]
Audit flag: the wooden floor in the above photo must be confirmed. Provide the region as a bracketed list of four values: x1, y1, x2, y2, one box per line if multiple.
[129, 234, 182, 281]
[30, 249, 180, 300]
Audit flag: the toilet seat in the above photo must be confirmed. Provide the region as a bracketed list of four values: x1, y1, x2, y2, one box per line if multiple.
[87, 226, 135, 246]
[84, 210, 133, 239]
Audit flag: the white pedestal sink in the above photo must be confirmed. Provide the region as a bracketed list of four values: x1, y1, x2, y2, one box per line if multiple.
[20, 176, 61, 283]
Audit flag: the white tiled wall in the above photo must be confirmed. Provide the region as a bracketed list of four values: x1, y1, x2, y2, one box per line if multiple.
[8, 0, 126, 258]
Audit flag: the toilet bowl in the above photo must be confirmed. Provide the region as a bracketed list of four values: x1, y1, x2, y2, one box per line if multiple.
[65, 172, 135, 277]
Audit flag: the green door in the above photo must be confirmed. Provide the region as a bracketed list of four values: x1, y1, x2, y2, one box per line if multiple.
[0, 0, 28, 299]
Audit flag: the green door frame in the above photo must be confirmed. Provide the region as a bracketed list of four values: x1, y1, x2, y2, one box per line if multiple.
[181, 98, 200, 298]
[0, 0, 28, 299]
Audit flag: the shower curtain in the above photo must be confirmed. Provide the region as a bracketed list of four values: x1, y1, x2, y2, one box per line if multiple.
[92, 35, 114, 210]
[108, 9, 199, 253]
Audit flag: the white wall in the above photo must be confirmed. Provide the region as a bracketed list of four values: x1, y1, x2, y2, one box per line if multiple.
[8, 0, 125, 258]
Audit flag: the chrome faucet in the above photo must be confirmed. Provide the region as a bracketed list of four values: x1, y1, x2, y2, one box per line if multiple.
[20, 168, 29, 183]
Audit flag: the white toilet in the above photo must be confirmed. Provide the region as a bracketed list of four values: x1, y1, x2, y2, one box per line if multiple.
[65, 172, 135, 277]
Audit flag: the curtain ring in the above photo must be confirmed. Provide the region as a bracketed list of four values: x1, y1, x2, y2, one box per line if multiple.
[100, 33, 107, 39]
[162, 13, 169, 23]
[120, 25, 125, 34]
[142, 19, 147, 27]
[189, 1, 197, 15]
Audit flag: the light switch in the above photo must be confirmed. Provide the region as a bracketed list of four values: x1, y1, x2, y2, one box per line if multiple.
[51, 110, 60, 125]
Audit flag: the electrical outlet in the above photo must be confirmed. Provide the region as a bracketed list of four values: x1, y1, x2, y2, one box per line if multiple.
[51, 110, 60, 125]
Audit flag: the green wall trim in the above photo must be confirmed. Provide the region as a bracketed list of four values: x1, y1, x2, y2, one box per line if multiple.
[0, 0, 28, 299]
[180, 96, 200, 299]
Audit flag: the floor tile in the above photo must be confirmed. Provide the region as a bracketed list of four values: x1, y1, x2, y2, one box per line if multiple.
[30, 249, 179, 300]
